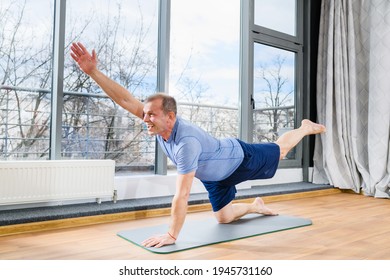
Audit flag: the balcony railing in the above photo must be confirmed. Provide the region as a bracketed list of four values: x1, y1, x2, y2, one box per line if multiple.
[1, 85, 294, 171]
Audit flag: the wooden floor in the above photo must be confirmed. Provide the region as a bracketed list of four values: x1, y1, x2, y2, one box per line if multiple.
[1, 192, 390, 260]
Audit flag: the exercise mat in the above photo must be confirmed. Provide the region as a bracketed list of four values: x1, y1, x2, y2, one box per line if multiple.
[117, 214, 312, 254]
[118, 214, 312, 254]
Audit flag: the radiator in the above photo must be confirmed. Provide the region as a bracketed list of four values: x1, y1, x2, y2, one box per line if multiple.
[0, 160, 115, 206]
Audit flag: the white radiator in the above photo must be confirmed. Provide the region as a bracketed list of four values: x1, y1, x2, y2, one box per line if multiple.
[0, 160, 115, 206]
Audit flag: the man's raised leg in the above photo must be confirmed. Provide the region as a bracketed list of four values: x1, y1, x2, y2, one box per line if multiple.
[276, 119, 326, 159]
[213, 119, 325, 224]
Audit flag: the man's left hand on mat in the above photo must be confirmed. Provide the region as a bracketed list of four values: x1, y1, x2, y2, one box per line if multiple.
[141, 233, 175, 248]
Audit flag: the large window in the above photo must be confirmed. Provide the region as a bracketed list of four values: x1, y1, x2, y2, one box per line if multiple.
[0, 0, 53, 160]
[64, 0, 158, 174]
[168, 0, 240, 171]
[1, 0, 306, 175]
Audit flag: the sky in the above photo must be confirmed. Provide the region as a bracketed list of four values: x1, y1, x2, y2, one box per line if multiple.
[254, 0, 296, 36]
[169, 0, 240, 105]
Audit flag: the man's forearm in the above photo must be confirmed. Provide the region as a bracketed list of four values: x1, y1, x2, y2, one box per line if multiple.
[70, 42, 144, 119]
[89, 69, 144, 119]
[168, 194, 189, 239]
[168, 171, 195, 240]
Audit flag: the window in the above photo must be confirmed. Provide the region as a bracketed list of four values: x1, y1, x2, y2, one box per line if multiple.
[0, 0, 53, 160]
[169, 0, 240, 171]
[64, 0, 159, 174]
[241, 0, 303, 167]
[2, 0, 306, 175]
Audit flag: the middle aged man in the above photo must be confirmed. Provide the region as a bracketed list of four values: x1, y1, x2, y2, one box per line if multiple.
[70, 42, 326, 248]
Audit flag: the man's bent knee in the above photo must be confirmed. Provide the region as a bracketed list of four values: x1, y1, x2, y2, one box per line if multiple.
[215, 215, 234, 224]
[214, 208, 235, 224]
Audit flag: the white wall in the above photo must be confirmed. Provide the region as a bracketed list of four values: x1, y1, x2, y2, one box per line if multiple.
[115, 168, 308, 200]
[0, 168, 310, 210]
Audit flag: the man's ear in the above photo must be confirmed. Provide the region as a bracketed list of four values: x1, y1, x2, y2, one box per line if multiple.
[168, 111, 176, 120]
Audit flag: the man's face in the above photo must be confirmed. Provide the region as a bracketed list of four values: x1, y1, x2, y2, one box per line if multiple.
[143, 99, 172, 139]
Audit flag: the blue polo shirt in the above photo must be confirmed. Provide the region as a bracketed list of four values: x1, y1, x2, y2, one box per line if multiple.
[157, 117, 244, 181]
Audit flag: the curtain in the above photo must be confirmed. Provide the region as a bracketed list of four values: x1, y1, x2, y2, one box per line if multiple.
[313, 0, 390, 198]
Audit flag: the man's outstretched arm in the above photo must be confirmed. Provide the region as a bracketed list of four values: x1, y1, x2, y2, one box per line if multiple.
[70, 42, 144, 119]
[141, 171, 195, 248]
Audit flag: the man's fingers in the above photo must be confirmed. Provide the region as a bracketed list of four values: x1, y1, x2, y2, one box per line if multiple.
[141, 239, 151, 247]
[144, 240, 158, 248]
[141, 233, 174, 248]
[70, 52, 78, 62]
[70, 42, 92, 60]
[71, 43, 83, 56]
[142, 236, 158, 247]
[142, 235, 170, 248]
[77, 42, 89, 55]
[154, 241, 164, 248]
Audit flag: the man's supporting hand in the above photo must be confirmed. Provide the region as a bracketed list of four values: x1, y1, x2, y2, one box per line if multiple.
[142, 232, 176, 248]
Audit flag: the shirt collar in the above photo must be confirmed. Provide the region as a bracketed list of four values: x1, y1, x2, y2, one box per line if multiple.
[165, 116, 180, 143]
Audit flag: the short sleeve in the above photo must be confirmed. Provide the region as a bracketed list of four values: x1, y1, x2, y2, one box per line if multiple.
[174, 137, 202, 174]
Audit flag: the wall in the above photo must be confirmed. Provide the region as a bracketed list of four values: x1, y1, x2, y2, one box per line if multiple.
[115, 168, 307, 200]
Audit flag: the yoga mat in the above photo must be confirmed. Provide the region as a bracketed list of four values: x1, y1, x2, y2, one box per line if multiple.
[117, 214, 312, 254]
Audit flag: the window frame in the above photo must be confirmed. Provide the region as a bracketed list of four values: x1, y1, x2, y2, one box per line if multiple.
[239, 0, 306, 169]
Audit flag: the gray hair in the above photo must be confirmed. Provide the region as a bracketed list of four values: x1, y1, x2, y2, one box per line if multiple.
[145, 93, 177, 115]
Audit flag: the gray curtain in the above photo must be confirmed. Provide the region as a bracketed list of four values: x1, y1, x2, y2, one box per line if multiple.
[313, 0, 390, 198]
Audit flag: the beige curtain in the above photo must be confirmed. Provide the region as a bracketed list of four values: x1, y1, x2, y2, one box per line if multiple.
[313, 0, 390, 198]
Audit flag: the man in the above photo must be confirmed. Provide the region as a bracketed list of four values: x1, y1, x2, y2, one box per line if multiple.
[70, 42, 326, 248]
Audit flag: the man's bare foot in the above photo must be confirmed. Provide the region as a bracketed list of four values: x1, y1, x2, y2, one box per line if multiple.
[301, 119, 326, 135]
[253, 197, 278, 216]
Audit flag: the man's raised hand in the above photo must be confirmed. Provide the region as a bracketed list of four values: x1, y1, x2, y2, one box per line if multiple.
[70, 42, 97, 75]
